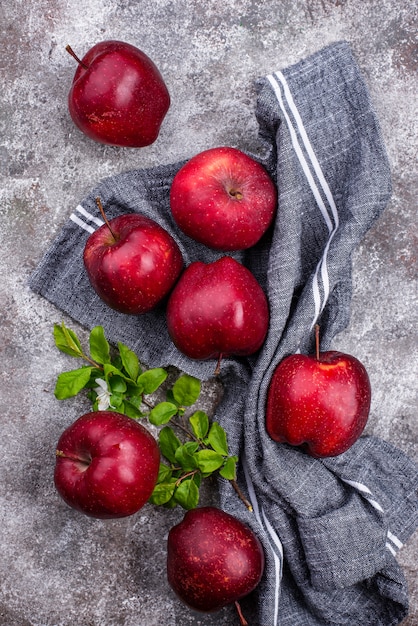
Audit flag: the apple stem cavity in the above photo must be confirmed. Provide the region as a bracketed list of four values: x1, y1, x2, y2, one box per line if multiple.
[235, 600, 249, 626]
[95, 197, 118, 242]
[56, 449, 90, 467]
[65, 44, 89, 70]
[315, 323, 320, 361]
[228, 188, 243, 201]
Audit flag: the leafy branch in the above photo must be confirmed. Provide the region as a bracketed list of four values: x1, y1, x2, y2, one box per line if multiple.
[53, 322, 250, 511]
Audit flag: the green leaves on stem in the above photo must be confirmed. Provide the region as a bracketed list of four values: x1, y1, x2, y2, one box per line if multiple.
[150, 415, 238, 510]
[53, 322, 240, 511]
[54, 322, 168, 418]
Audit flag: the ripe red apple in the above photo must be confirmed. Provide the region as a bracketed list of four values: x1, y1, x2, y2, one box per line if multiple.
[54, 411, 160, 519]
[166, 256, 269, 366]
[83, 208, 183, 315]
[170, 146, 277, 250]
[266, 338, 372, 457]
[167, 507, 265, 614]
[66, 40, 170, 147]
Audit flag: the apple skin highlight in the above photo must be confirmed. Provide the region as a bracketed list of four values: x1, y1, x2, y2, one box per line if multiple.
[166, 256, 270, 362]
[54, 411, 160, 519]
[83, 213, 183, 315]
[266, 351, 371, 457]
[67, 40, 170, 147]
[170, 146, 277, 251]
[167, 506, 265, 613]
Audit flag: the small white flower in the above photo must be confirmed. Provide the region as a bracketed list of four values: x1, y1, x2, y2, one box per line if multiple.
[94, 378, 112, 411]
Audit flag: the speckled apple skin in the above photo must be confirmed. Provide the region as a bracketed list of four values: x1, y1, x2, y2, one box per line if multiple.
[166, 256, 270, 360]
[54, 411, 160, 519]
[266, 351, 371, 457]
[170, 146, 277, 250]
[167, 507, 265, 612]
[83, 213, 183, 314]
[68, 40, 170, 147]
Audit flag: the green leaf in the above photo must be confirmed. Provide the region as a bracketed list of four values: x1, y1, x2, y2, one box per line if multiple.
[54, 367, 94, 400]
[53, 323, 83, 358]
[89, 326, 111, 365]
[117, 341, 140, 381]
[108, 376, 127, 394]
[172, 374, 201, 406]
[122, 400, 144, 419]
[174, 443, 199, 471]
[156, 463, 173, 483]
[206, 422, 229, 456]
[111, 354, 123, 371]
[149, 401, 178, 426]
[219, 456, 238, 480]
[159, 427, 181, 464]
[174, 476, 200, 510]
[103, 363, 126, 381]
[109, 393, 124, 408]
[189, 410, 209, 440]
[165, 388, 176, 405]
[108, 404, 125, 415]
[137, 368, 168, 395]
[124, 391, 143, 408]
[84, 370, 104, 388]
[195, 449, 224, 474]
[149, 480, 177, 506]
[183, 441, 200, 455]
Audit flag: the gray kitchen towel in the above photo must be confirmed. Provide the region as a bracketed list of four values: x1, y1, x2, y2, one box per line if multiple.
[29, 41, 418, 625]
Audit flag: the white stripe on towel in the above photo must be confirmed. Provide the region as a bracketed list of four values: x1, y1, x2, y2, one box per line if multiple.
[242, 456, 283, 626]
[386, 531, 403, 555]
[75, 204, 105, 227]
[70, 205, 105, 233]
[70, 213, 96, 234]
[387, 530, 403, 549]
[341, 478, 403, 555]
[267, 72, 340, 330]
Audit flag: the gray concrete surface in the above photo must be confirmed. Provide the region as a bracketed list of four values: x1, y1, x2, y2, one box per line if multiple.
[1, 0, 417, 624]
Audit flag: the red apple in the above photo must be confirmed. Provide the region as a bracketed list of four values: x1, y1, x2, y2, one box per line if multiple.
[266, 342, 372, 457]
[54, 411, 160, 519]
[170, 146, 277, 250]
[167, 507, 265, 613]
[66, 40, 170, 147]
[166, 256, 269, 365]
[83, 210, 183, 315]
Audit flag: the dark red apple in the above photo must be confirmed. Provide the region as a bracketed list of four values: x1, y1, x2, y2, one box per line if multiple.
[167, 507, 265, 614]
[170, 146, 277, 250]
[66, 40, 170, 147]
[166, 256, 269, 365]
[266, 342, 372, 457]
[54, 411, 160, 519]
[83, 210, 183, 314]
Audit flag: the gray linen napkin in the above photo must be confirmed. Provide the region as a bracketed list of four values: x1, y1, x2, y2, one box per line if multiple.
[29, 41, 418, 625]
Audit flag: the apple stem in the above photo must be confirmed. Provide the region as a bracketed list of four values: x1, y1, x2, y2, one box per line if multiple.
[56, 449, 90, 466]
[234, 600, 249, 626]
[230, 479, 253, 513]
[65, 44, 89, 70]
[315, 323, 320, 361]
[96, 197, 118, 241]
[214, 353, 223, 376]
[229, 189, 244, 201]
[175, 469, 199, 486]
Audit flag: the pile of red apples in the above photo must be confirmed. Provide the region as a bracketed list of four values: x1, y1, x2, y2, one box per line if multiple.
[54, 40, 372, 621]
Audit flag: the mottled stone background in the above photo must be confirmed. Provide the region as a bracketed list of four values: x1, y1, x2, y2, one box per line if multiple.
[1, 1, 416, 624]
